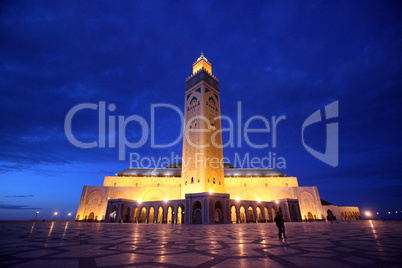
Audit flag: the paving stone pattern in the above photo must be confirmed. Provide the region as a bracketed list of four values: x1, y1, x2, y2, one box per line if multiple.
[0, 220, 401, 267]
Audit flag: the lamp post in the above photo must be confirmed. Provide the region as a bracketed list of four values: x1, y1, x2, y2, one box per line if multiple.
[67, 213, 72, 221]
[34, 211, 39, 220]
[53, 212, 58, 221]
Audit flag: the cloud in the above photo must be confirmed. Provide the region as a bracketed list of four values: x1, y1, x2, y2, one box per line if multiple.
[4, 195, 34, 198]
[0, 203, 41, 210]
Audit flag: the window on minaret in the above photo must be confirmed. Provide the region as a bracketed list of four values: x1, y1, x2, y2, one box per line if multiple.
[213, 177, 216, 184]
[191, 177, 194, 184]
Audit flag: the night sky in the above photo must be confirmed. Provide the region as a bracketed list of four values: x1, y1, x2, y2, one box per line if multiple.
[1, 1, 401, 220]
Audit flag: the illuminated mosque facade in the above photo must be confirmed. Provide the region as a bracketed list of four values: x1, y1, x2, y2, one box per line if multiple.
[75, 54, 360, 224]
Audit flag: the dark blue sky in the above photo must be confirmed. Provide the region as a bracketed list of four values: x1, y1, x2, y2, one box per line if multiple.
[1, 1, 401, 220]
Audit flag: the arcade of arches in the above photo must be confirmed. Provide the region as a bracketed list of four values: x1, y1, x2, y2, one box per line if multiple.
[103, 193, 303, 224]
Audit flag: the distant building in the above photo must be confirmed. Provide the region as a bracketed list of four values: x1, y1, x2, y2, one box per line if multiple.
[76, 54, 360, 223]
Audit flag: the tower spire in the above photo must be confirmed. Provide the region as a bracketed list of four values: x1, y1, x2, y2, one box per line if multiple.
[182, 55, 224, 197]
[193, 52, 212, 74]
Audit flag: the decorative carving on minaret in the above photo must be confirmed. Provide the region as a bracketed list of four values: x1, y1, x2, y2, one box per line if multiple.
[181, 53, 225, 198]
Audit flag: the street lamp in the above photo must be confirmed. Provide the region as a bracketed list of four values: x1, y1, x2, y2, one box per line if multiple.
[388, 211, 392, 220]
[53, 212, 58, 221]
[67, 213, 72, 220]
[34, 211, 39, 220]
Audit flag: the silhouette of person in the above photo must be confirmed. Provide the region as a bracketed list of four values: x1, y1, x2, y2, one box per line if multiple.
[274, 212, 286, 239]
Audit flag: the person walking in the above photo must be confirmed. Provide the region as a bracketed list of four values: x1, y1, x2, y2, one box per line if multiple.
[274, 212, 286, 239]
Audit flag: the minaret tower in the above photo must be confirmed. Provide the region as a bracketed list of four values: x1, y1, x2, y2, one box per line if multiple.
[181, 53, 225, 198]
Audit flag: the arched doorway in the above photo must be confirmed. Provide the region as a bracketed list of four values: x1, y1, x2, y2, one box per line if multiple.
[88, 212, 95, 222]
[307, 212, 314, 220]
[239, 206, 246, 223]
[149, 207, 155, 223]
[192, 201, 202, 224]
[248, 206, 255, 223]
[177, 205, 184, 224]
[132, 207, 138, 223]
[109, 205, 117, 222]
[124, 207, 130, 223]
[231, 205, 237, 223]
[157, 206, 164, 223]
[139, 207, 147, 223]
[214, 201, 223, 223]
[167, 206, 173, 223]
[264, 207, 270, 222]
[327, 209, 335, 221]
[256, 207, 263, 222]
[271, 206, 277, 220]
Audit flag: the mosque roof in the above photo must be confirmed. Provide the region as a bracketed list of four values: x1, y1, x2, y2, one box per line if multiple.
[116, 168, 182, 177]
[116, 163, 285, 177]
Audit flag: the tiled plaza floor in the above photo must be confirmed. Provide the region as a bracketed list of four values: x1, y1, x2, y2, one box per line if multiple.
[0, 220, 401, 267]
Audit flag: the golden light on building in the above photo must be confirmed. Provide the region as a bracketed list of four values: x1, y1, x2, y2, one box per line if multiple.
[75, 53, 360, 224]
[192, 52, 212, 74]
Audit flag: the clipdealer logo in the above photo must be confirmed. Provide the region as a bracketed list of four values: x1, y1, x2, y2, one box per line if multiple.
[302, 101, 339, 167]
[64, 100, 339, 168]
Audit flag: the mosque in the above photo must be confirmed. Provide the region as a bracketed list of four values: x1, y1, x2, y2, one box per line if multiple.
[75, 54, 360, 224]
